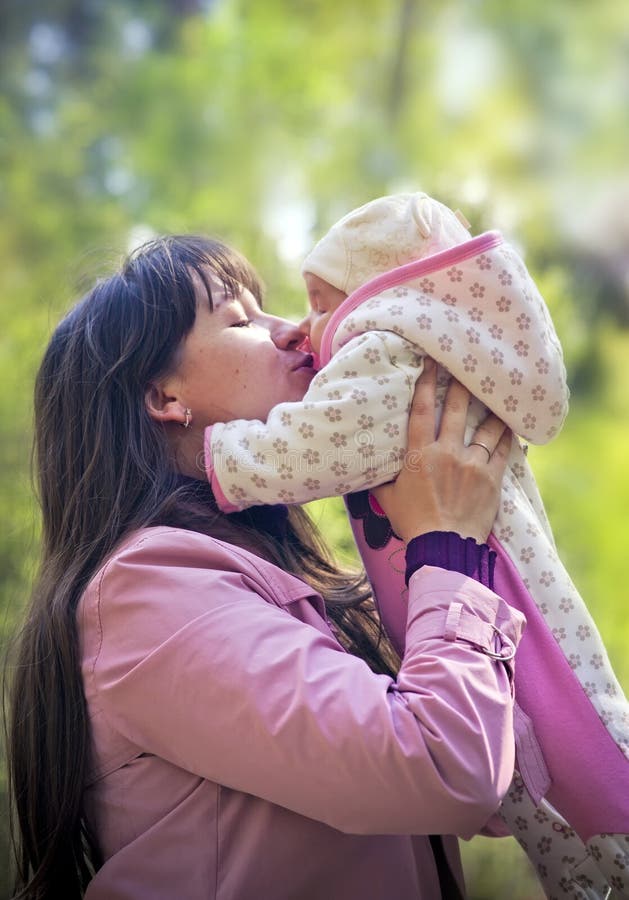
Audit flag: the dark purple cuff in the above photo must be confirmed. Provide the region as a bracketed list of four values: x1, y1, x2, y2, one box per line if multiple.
[405, 531, 496, 589]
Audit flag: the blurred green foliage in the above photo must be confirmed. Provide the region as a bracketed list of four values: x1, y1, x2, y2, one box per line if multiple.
[1, 1, 628, 897]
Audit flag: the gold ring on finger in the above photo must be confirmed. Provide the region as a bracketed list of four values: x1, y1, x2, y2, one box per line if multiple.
[469, 440, 492, 462]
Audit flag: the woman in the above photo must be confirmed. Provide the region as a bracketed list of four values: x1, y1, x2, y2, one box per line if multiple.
[7, 236, 519, 899]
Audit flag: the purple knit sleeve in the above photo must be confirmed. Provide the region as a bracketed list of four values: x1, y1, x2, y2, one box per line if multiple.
[405, 531, 496, 589]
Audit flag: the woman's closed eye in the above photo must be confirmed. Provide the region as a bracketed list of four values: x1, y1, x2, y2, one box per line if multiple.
[231, 318, 253, 328]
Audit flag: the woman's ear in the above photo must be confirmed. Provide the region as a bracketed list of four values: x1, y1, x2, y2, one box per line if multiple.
[145, 382, 188, 425]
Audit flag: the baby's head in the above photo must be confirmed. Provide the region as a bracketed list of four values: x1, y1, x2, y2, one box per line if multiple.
[300, 191, 471, 354]
[299, 272, 347, 357]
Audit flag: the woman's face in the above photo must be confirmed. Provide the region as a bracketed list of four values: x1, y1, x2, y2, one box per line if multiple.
[164, 273, 316, 427]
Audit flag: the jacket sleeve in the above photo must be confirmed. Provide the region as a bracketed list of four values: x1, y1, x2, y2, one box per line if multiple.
[205, 332, 419, 512]
[86, 530, 524, 839]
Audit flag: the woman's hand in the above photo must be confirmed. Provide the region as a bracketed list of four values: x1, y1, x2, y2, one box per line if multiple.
[372, 359, 512, 544]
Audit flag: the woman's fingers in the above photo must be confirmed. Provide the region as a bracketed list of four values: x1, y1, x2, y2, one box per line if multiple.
[467, 414, 512, 486]
[487, 426, 512, 479]
[374, 366, 513, 543]
[437, 378, 472, 445]
[468, 413, 509, 463]
[407, 358, 437, 449]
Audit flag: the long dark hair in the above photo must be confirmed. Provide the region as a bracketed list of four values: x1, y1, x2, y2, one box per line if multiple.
[6, 235, 397, 899]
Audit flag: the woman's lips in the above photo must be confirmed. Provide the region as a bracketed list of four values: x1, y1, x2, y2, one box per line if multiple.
[291, 353, 314, 371]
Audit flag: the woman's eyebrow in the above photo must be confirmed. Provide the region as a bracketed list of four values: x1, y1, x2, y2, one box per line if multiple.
[217, 291, 263, 318]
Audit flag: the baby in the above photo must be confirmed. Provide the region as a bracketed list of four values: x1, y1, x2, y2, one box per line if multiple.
[204, 193, 628, 899]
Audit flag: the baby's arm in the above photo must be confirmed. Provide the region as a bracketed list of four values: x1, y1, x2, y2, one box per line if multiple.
[444, 239, 570, 444]
[205, 332, 419, 512]
[330, 237, 570, 446]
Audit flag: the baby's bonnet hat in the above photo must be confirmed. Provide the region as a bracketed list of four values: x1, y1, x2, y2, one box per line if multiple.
[301, 192, 471, 296]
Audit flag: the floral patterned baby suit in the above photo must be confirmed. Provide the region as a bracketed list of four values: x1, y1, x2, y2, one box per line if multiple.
[205, 232, 629, 899]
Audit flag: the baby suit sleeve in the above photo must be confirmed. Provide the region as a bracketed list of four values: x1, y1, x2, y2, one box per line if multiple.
[205, 331, 421, 511]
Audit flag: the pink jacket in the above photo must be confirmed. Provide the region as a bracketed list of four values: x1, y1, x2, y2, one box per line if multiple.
[77, 526, 524, 899]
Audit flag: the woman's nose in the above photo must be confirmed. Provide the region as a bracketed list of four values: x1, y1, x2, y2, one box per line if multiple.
[267, 314, 308, 350]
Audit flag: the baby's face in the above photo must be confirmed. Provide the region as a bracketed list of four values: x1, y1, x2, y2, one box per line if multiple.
[301, 272, 347, 355]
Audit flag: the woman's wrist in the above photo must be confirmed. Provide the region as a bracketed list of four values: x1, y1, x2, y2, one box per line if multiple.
[405, 531, 496, 589]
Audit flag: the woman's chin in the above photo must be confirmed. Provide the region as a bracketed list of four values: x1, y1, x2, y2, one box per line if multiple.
[290, 364, 317, 389]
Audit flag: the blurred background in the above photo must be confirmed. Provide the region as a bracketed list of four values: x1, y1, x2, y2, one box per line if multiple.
[1, 0, 627, 897]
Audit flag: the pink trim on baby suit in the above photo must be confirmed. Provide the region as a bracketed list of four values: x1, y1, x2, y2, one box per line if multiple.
[488, 534, 629, 841]
[319, 231, 504, 367]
